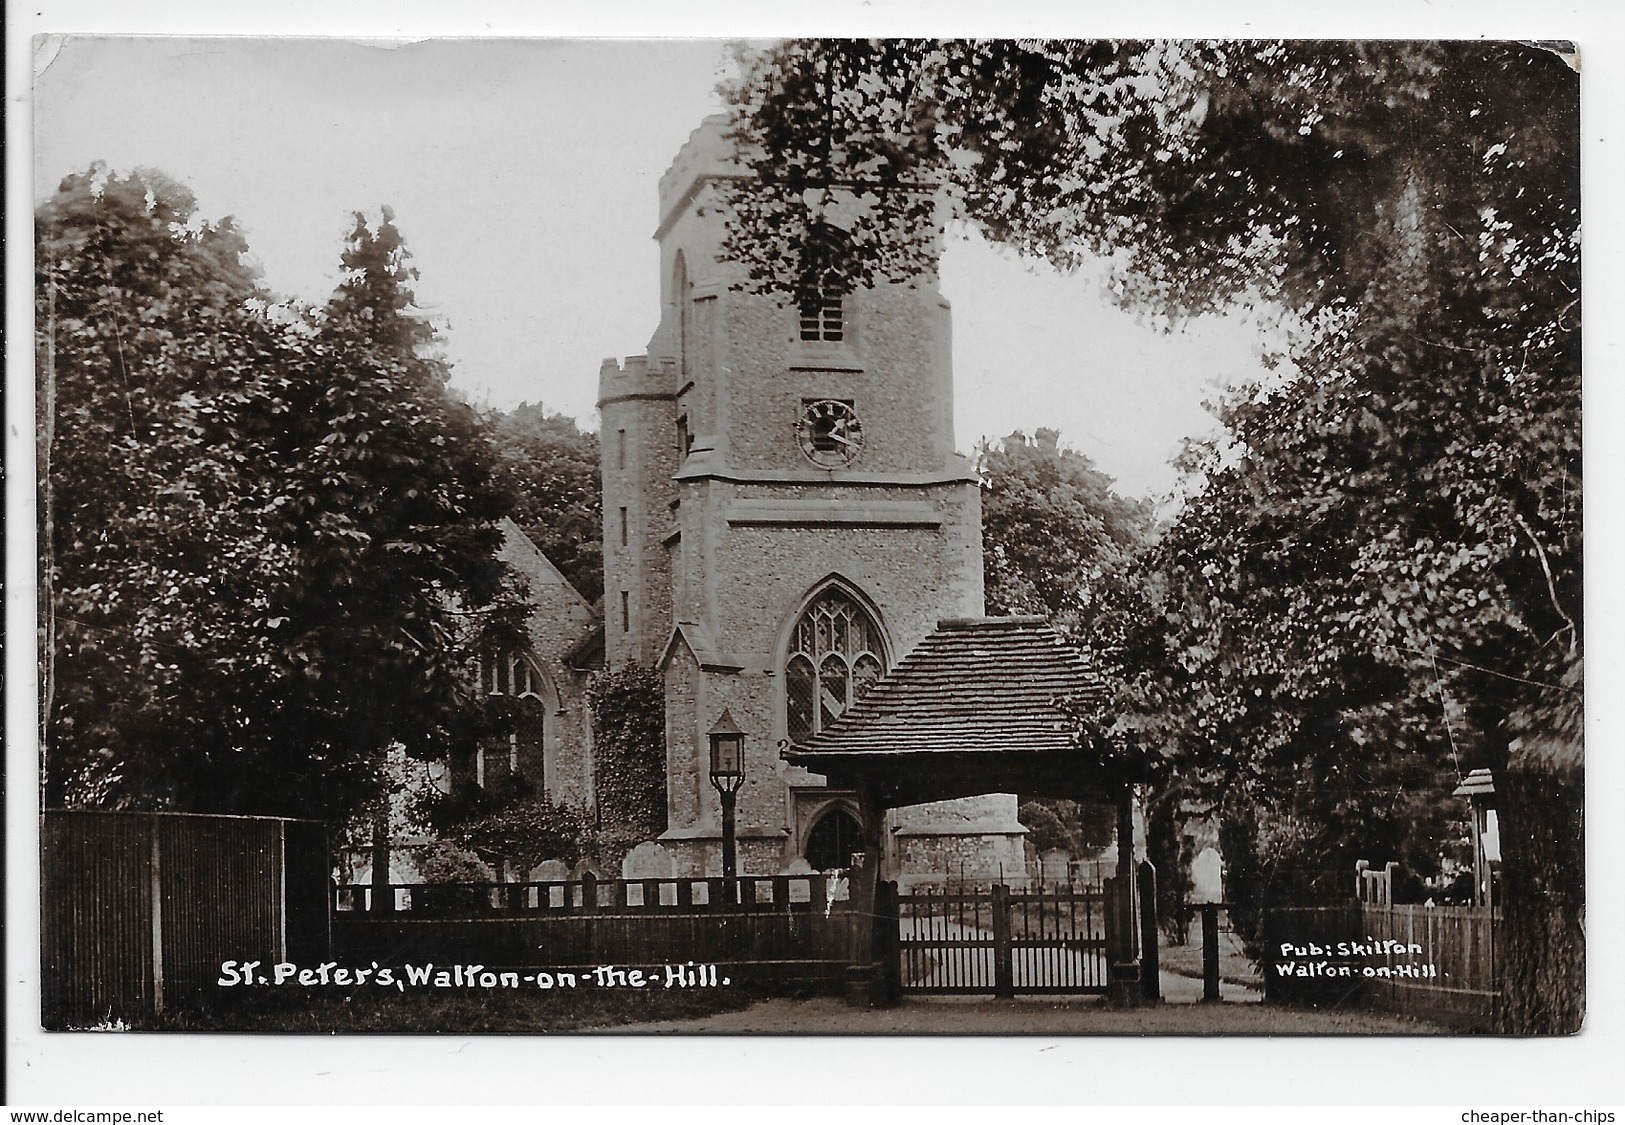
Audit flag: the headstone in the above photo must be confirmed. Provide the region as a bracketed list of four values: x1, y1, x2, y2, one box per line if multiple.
[1190, 845, 1224, 903]
[1039, 848, 1071, 884]
[621, 841, 676, 880]
[570, 857, 606, 881]
[529, 859, 570, 882]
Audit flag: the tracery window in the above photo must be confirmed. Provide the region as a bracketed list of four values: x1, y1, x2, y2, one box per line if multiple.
[785, 590, 885, 745]
[480, 650, 546, 789]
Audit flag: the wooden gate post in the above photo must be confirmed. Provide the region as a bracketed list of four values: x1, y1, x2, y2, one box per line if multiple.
[875, 880, 903, 1003]
[1138, 860, 1159, 1002]
[1104, 783, 1143, 1006]
[992, 883, 1015, 999]
[843, 779, 888, 1007]
[1201, 903, 1222, 1003]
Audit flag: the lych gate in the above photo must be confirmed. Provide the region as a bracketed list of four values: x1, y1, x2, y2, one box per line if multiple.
[783, 615, 1150, 1005]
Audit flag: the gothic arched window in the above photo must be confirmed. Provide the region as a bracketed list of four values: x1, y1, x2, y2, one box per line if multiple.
[480, 650, 546, 790]
[785, 590, 885, 745]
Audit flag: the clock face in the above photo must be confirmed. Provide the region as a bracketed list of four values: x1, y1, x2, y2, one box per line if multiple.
[796, 399, 863, 467]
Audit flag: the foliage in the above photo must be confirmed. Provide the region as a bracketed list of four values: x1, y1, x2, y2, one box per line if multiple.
[39, 167, 290, 810]
[589, 663, 668, 839]
[977, 428, 1153, 855]
[1017, 799, 1114, 858]
[978, 429, 1151, 639]
[37, 171, 522, 821]
[1145, 795, 1194, 945]
[486, 403, 603, 603]
[724, 40, 1580, 1030]
[409, 686, 588, 876]
[427, 792, 589, 876]
[274, 206, 524, 785]
[407, 841, 494, 884]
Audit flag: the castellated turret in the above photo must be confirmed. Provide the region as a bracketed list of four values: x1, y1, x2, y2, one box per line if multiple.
[599, 353, 678, 667]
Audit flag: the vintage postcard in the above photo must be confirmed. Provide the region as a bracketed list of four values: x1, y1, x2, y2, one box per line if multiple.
[10, 16, 1609, 1109]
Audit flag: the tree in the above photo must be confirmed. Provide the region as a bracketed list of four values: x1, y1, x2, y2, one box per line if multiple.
[38, 167, 307, 810]
[282, 205, 525, 902]
[979, 427, 1150, 864]
[723, 40, 1580, 1031]
[273, 206, 521, 788]
[978, 428, 1151, 639]
[486, 403, 603, 603]
[38, 175, 526, 828]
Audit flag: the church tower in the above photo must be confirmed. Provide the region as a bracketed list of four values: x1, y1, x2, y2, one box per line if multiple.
[600, 116, 1026, 884]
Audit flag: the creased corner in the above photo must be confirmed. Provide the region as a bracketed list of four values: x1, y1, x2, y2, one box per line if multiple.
[34, 34, 67, 81]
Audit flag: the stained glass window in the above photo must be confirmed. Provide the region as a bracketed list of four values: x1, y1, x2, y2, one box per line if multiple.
[784, 590, 885, 744]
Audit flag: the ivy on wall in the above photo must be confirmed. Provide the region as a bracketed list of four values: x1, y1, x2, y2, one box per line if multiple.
[590, 663, 667, 842]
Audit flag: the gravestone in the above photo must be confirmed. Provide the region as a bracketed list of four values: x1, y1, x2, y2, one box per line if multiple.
[1190, 845, 1224, 903]
[621, 841, 676, 880]
[529, 858, 570, 882]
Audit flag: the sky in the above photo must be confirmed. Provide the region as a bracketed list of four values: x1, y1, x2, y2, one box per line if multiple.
[32, 35, 1269, 501]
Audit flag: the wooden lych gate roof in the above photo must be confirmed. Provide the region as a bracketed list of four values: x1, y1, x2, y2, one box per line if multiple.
[782, 616, 1118, 806]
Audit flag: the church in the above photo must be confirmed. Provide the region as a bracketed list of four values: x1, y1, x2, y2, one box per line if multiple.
[475, 116, 1031, 887]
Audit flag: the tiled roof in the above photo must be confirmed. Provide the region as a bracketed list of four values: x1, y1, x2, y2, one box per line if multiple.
[785, 616, 1104, 761]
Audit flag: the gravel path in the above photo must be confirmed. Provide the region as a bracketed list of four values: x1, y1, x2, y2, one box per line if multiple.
[609, 970, 1445, 1036]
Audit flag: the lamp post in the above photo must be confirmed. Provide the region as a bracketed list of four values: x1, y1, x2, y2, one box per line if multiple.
[708, 708, 746, 902]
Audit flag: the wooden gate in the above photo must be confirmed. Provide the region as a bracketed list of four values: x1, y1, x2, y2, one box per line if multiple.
[894, 882, 1110, 996]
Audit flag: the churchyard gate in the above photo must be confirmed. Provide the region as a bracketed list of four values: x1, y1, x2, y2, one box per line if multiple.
[888, 878, 1127, 997]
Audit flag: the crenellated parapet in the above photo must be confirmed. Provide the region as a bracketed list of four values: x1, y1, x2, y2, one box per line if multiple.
[656, 114, 743, 240]
[597, 353, 677, 408]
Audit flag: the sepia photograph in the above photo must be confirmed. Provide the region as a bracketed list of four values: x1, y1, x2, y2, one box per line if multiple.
[8, 6, 1614, 1109]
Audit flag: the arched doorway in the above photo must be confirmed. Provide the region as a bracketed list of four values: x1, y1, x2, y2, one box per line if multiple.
[804, 808, 863, 871]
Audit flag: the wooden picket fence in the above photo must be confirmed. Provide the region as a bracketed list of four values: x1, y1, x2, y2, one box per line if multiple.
[1263, 899, 1500, 1030]
[331, 872, 859, 991]
[1360, 902, 1500, 1028]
